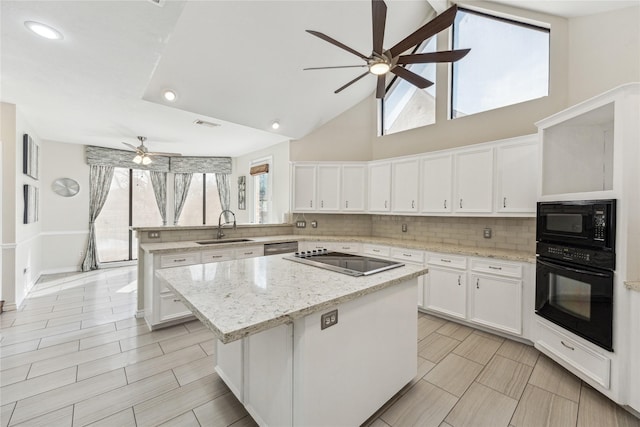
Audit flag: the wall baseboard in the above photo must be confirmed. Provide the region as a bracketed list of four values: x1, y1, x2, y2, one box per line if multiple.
[1, 302, 18, 312]
[40, 266, 81, 275]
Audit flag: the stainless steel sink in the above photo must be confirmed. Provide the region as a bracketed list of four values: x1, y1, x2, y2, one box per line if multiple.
[195, 239, 253, 245]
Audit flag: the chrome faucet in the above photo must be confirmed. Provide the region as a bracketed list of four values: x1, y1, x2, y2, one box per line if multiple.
[217, 210, 236, 239]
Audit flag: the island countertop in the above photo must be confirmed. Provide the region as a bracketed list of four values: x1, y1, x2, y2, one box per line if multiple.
[155, 255, 427, 343]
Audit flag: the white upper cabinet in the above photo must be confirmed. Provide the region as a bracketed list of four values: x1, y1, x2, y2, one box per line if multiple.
[317, 165, 341, 211]
[392, 158, 419, 213]
[454, 147, 494, 213]
[421, 154, 453, 213]
[292, 164, 316, 212]
[496, 137, 538, 213]
[342, 164, 367, 212]
[368, 162, 392, 212]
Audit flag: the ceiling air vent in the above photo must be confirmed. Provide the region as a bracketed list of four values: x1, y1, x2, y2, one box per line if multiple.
[193, 119, 220, 128]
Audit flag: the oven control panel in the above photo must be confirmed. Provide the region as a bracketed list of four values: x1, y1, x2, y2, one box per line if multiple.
[536, 242, 615, 270]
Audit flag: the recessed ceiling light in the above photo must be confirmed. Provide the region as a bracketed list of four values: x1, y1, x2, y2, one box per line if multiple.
[162, 90, 177, 102]
[24, 21, 64, 40]
[271, 121, 280, 130]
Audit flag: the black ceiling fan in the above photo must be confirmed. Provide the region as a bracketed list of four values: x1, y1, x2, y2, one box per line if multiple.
[305, 1, 470, 99]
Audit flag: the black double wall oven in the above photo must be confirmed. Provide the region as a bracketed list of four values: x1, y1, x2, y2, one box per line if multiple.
[535, 200, 616, 351]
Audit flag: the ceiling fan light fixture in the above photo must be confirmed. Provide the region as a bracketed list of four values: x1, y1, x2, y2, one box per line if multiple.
[142, 156, 152, 165]
[369, 61, 390, 75]
[24, 21, 63, 40]
[162, 89, 177, 102]
[133, 155, 143, 164]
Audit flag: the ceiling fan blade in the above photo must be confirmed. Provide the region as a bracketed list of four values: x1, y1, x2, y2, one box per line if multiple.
[306, 30, 369, 60]
[335, 71, 370, 94]
[397, 48, 471, 65]
[372, 0, 387, 54]
[122, 142, 139, 152]
[391, 66, 434, 89]
[389, 5, 458, 58]
[375, 75, 386, 99]
[147, 151, 182, 157]
[304, 65, 367, 71]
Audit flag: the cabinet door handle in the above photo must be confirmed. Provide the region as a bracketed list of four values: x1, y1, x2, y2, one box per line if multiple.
[444, 200, 447, 209]
[244, 252, 253, 255]
[402, 253, 412, 258]
[488, 266, 502, 270]
[345, 200, 349, 208]
[440, 259, 452, 263]
[411, 200, 415, 209]
[174, 258, 186, 262]
[321, 200, 324, 208]
[457, 275, 461, 286]
[476, 278, 480, 289]
[561, 341, 575, 351]
[173, 299, 181, 302]
[210, 255, 222, 259]
[384, 200, 388, 209]
[373, 249, 380, 253]
[310, 200, 313, 208]
[503, 197, 507, 208]
[459, 199, 463, 209]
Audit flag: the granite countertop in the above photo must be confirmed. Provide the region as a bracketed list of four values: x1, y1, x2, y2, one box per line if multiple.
[142, 234, 535, 263]
[156, 256, 427, 343]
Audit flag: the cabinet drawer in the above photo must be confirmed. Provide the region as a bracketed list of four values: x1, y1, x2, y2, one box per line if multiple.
[235, 245, 264, 259]
[159, 292, 192, 322]
[363, 244, 391, 258]
[201, 249, 234, 264]
[159, 252, 201, 268]
[326, 242, 362, 254]
[535, 320, 610, 388]
[391, 248, 424, 263]
[427, 253, 466, 270]
[470, 258, 523, 279]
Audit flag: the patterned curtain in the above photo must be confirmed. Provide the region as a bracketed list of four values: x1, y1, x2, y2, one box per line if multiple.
[150, 171, 167, 225]
[81, 165, 115, 271]
[173, 173, 192, 225]
[215, 173, 231, 222]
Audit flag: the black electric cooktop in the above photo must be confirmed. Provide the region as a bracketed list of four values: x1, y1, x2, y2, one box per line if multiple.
[283, 250, 404, 277]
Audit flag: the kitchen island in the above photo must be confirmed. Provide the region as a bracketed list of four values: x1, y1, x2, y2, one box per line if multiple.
[156, 255, 427, 427]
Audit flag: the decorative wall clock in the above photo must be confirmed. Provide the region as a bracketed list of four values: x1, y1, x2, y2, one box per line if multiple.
[52, 178, 80, 197]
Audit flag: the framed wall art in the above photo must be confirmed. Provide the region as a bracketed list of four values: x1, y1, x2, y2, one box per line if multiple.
[23, 134, 39, 180]
[23, 184, 39, 224]
[238, 175, 246, 210]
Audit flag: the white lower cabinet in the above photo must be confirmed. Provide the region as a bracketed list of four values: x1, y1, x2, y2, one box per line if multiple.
[426, 266, 467, 319]
[424, 253, 528, 338]
[469, 273, 522, 335]
[391, 248, 425, 308]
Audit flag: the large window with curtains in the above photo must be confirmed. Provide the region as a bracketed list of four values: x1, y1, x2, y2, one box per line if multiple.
[176, 173, 223, 226]
[95, 168, 162, 262]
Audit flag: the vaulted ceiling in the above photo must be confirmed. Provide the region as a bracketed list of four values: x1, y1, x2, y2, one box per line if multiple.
[1, 1, 636, 157]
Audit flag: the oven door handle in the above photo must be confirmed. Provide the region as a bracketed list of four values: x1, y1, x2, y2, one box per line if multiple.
[537, 259, 611, 278]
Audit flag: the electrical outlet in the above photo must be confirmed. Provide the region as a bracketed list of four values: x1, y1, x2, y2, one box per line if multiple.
[311, 220, 318, 228]
[483, 228, 492, 238]
[321, 309, 338, 330]
[148, 231, 160, 239]
[296, 221, 307, 228]
[402, 224, 407, 232]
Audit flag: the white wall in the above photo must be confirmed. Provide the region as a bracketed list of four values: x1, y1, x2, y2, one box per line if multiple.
[567, 5, 640, 105]
[1, 102, 45, 309]
[41, 140, 90, 273]
[231, 141, 290, 224]
[291, 3, 640, 162]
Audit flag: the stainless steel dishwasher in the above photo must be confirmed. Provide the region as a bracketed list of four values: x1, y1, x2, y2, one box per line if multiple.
[263, 241, 299, 256]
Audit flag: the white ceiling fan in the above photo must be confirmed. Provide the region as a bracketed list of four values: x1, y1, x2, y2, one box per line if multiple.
[121, 136, 182, 165]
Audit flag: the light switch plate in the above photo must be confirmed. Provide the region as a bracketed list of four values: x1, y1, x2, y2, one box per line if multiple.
[296, 221, 306, 228]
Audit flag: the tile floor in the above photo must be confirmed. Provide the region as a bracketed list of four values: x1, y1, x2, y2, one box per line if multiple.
[1, 267, 638, 427]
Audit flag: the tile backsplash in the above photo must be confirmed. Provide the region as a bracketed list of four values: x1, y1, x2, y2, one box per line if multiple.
[292, 214, 535, 253]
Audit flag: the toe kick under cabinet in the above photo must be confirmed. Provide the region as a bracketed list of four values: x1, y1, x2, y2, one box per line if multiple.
[424, 253, 531, 337]
[144, 245, 264, 330]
